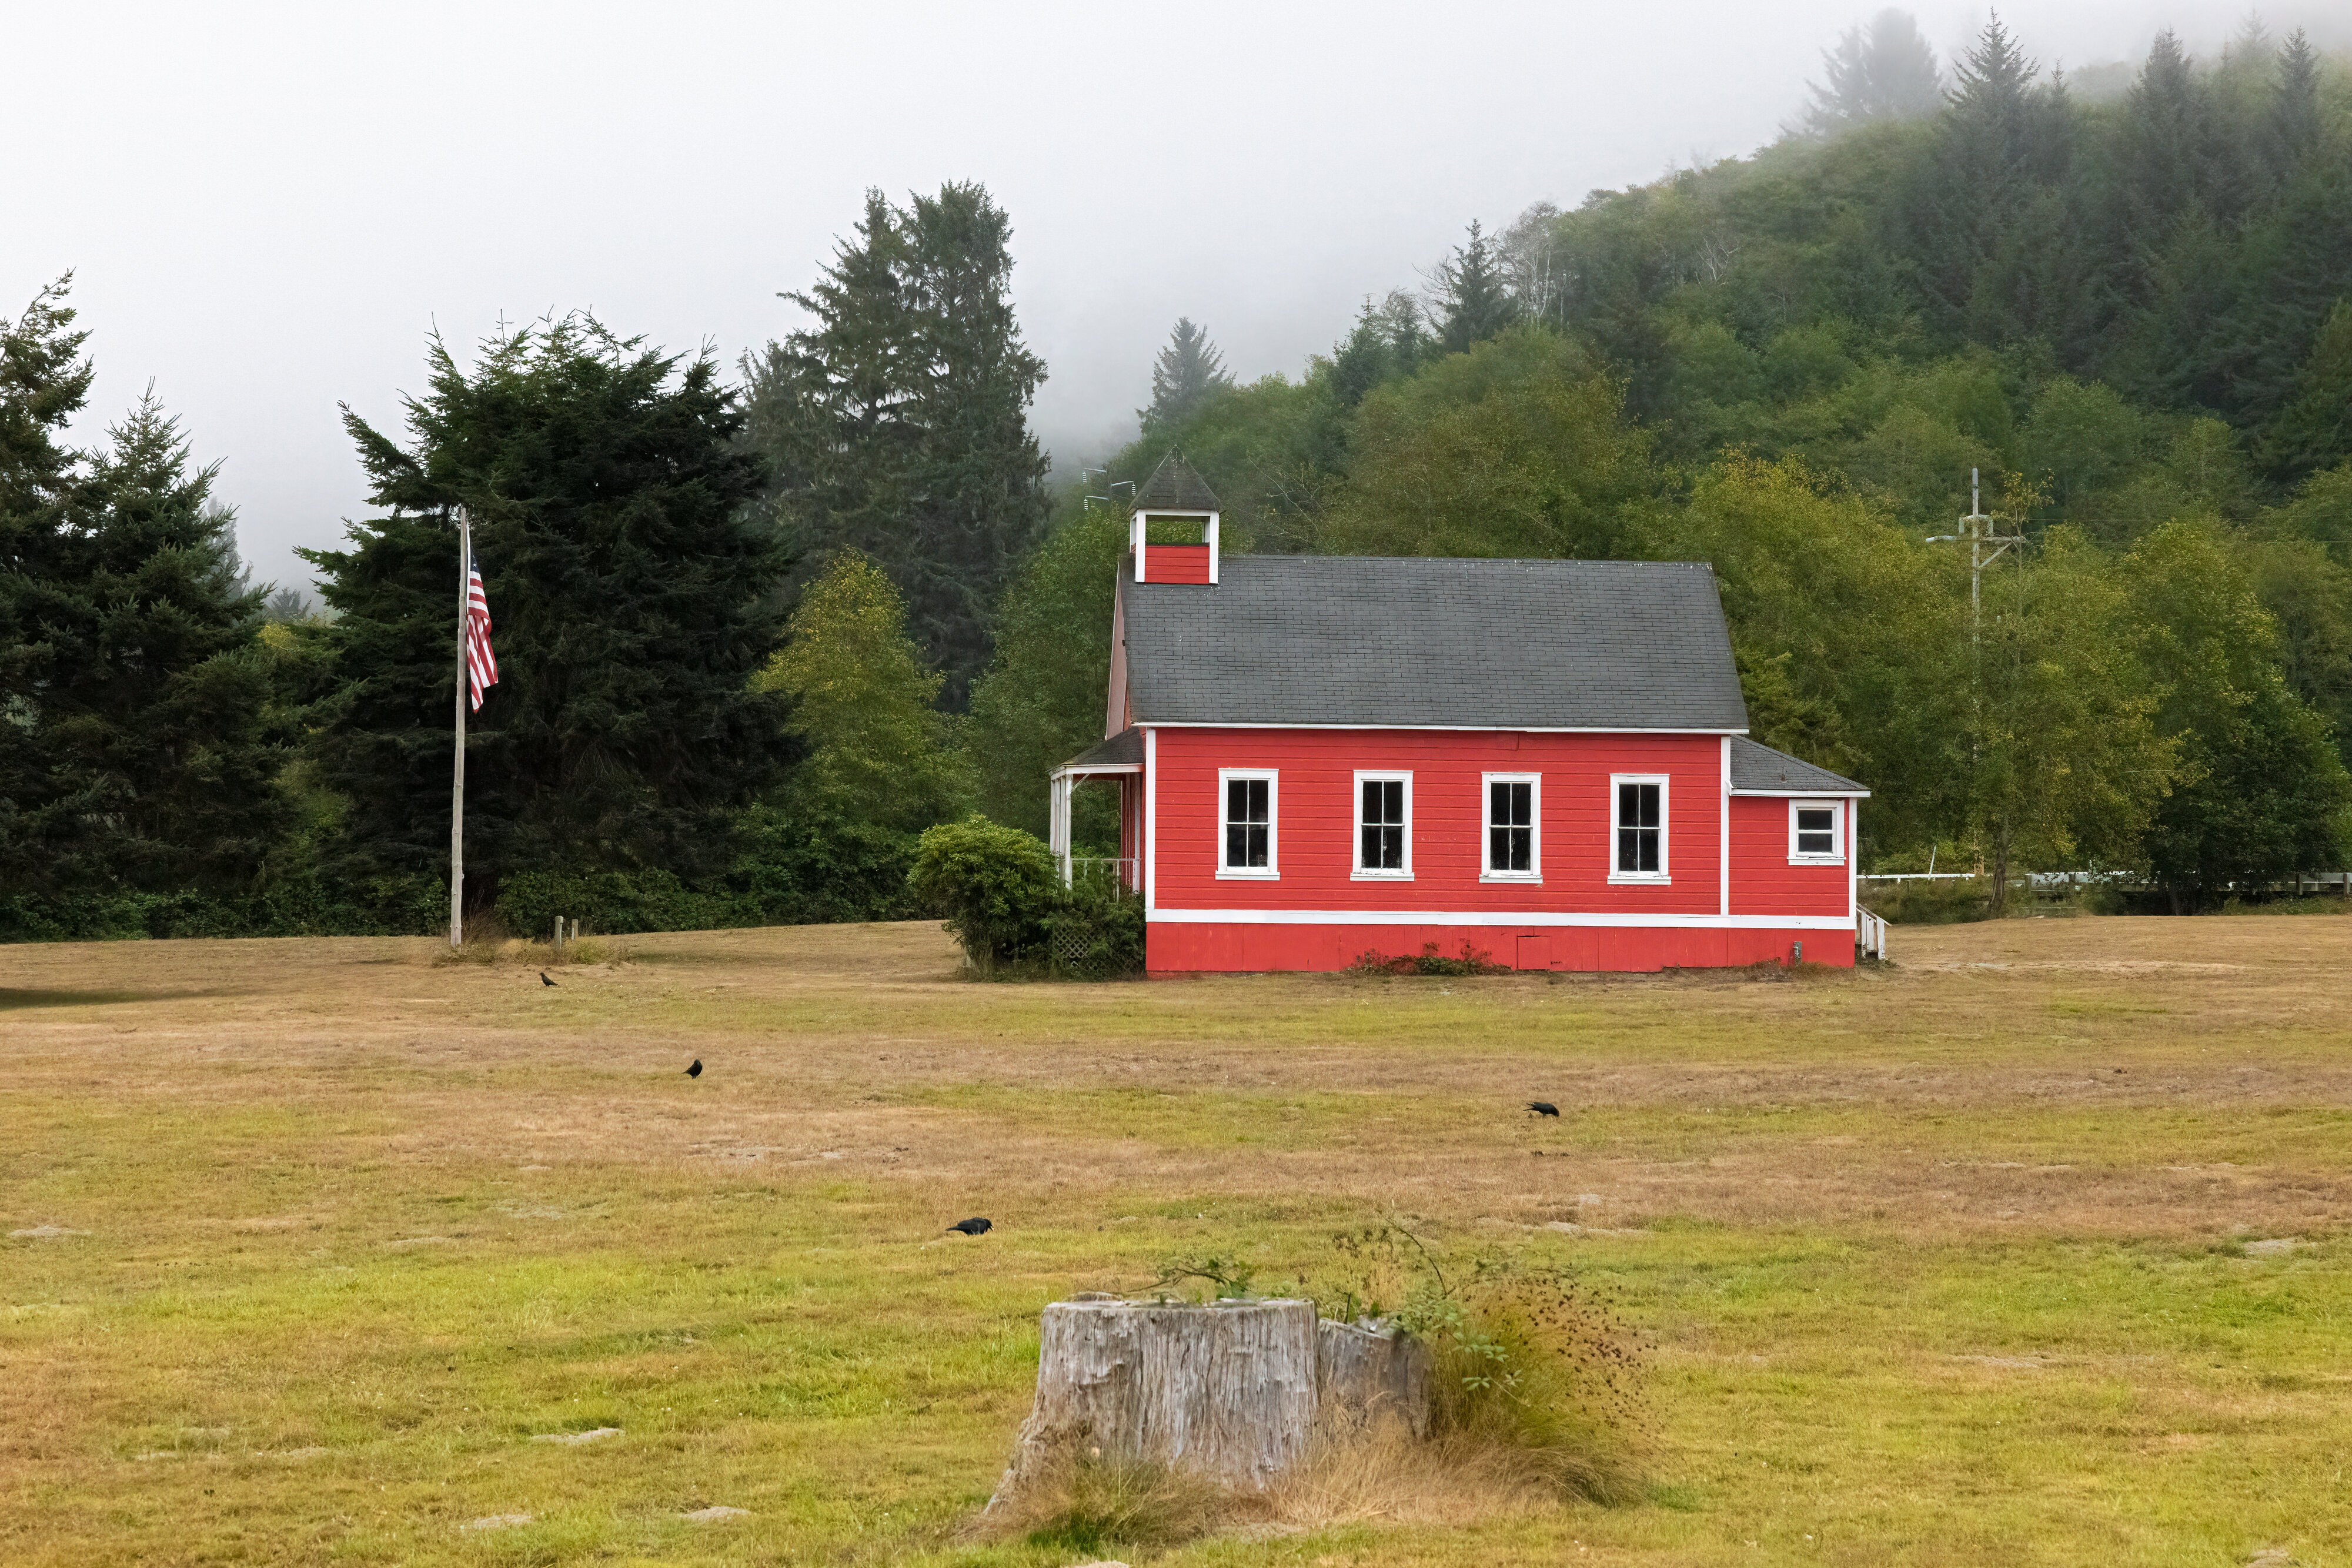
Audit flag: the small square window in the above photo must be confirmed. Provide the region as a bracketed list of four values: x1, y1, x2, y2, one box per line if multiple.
[1789, 800, 1845, 864]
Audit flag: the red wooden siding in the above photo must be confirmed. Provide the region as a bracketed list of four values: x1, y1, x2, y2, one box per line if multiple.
[1140, 544, 1214, 583]
[1148, 921, 1835, 973]
[1150, 728, 1725, 915]
[1728, 795, 1850, 917]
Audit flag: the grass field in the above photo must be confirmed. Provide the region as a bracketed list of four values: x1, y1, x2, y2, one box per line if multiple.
[4, 916, 2348, 1566]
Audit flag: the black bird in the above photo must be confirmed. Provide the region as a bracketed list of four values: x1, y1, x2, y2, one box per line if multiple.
[686, 1059, 703, 1078]
[540, 971, 558, 987]
[946, 1217, 992, 1236]
[1526, 1101, 1560, 1118]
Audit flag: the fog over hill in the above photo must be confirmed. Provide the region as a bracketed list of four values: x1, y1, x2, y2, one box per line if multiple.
[6, 1, 2344, 593]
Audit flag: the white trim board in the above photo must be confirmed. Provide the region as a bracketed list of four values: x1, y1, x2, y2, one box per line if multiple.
[1730, 787, 1872, 798]
[1143, 728, 1158, 911]
[1147, 908, 1857, 931]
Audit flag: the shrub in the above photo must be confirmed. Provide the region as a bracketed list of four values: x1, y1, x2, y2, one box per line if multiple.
[1863, 877, 1992, 924]
[906, 815, 1059, 971]
[1043, 878, 1145, 979]
[1346, 940, 1511, 976]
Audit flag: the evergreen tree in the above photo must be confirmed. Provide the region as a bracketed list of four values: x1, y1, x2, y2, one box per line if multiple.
[1432, 221, 1521, 355]
[2266, 29, 2323, 183]
[304, 316, 787, 910]
[1801, 8, 1943, 137]
[748, 182, 1050, 708]
[967, 503, 1125, 837]
[1329, 297, 1394, 410]
[0, 278, 92, 744]
[51, 399, 285, 894]
[2, 281, 283, 899]
[2119, 31, 2221, 239]
[2263, 299, 2352, 479]
[1907, 14, 2065, 339]
[1141, 317, 1233, 432]
[754, 550, 971, 833]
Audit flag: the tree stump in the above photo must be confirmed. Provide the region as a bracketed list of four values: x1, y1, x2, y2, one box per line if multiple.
[987, 1296, 1432, 1510]
[1317, 1318, 1432, 1439]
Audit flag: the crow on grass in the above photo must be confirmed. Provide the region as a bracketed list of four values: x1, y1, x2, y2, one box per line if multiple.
[1527, 1101, 1560, 1118]
[946, 1217, 992, 1236]
[686, 1059, 703, 1078]
[540, 971, 557, 987]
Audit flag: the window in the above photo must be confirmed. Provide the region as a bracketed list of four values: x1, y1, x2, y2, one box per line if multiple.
[1353, 772, 1412, 878]
[1789, 799, 1845, 864]
[1482, 773, 1540, 880]
[1218, 769, 1277, 877]
[1610, 774, 1668, 882]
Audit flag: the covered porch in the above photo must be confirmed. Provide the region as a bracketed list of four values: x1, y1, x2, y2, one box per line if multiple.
[1047, 728, 1142, 890]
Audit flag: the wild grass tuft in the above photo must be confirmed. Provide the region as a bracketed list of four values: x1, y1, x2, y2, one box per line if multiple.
[1318, 1225, 1650, 1503]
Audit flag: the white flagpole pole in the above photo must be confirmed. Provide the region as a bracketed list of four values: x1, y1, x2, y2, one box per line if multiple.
[450, 507, 469, 948]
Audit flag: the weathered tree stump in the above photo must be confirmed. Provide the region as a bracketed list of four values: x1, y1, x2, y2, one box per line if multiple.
[1317, 1318, 1432, 1439]
[987, 1296, 1432, 1510]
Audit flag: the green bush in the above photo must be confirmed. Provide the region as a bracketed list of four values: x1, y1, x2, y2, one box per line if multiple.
[1043, 879, 1145, 979]
[1863, 877, 1992, 924]
[906, 815, 1058, 971]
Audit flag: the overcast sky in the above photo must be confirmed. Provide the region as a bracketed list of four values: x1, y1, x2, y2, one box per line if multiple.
[7, 1, 2335, 593]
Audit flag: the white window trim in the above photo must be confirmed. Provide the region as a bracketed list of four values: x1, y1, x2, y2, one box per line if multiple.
[1608, 773, 1671, 884]
[1481, 771, 1542, 882]
[1788, 798, 1847, 865]
[1351, 770, 1414, 880]
[1216, 767, 1279, 879]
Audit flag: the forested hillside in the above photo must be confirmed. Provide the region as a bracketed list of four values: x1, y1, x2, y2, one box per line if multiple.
[5, 14, 2350, 939]
[974, 16, 2352, 908]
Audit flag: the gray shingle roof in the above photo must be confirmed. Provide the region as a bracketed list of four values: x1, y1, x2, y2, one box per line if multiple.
[1132, 451, 1221, 513]
[1122, 556, 1750, 731]
[1728, 735, 1867, 794]
[1063, 727, 1142, 770]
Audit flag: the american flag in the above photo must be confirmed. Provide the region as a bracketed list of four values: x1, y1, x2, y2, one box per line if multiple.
[464, 543, 498, 711]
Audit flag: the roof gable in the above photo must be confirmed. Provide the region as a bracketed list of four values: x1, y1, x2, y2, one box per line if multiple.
[1122, 555, 1749, 731]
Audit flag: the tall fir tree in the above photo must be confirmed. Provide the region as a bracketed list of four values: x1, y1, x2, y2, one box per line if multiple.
[2, 281, 283, 899]
[2119, 32, 2223, 241]
[747, 182, 1050, 708]
[1907, 14, 2066, 340]
[1141, 317, 1234, 432]
[1329, 297, 1394, 409]
[2263, 299, 2352, 480]
[2267, 29, 2323, 183]
[304, 316, 787, 910]
[1432, 221, 1521, 355]
[1800, 8, 1943, 137]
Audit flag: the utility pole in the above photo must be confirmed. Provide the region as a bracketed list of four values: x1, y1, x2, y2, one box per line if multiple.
[1926, 467, 2026, 641]
[449, 507, 470, 948]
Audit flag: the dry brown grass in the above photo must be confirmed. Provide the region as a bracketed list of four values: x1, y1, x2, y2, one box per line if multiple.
[4, 914, 2351, 1564]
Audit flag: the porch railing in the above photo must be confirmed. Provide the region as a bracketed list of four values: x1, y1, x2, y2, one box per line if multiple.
[1067, 857, 1138, 892]
[1855, 905, 1889, 962]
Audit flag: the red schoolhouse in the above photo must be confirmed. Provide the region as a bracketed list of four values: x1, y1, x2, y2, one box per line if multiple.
[1047, 455, 1871, 975]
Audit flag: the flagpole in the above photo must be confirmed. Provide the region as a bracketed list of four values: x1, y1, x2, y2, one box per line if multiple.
[450, 506, 469, 948]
